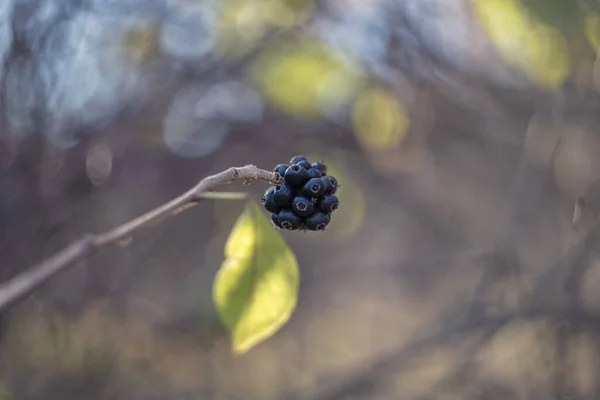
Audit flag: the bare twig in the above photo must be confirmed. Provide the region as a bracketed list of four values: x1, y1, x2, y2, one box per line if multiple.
[0, 165, 279, 313]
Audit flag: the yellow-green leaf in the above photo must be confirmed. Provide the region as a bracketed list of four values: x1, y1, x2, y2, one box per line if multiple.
[213, 201, 299, 354]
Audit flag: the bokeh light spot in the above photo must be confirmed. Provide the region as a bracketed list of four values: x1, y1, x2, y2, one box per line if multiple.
[352, 88, 410, 151]
[523, 24, 570, 89]
[253, 41, 364, 118]
[215, 0, 307, 59]
[162, 86, 230, 159]
[120, 24, 161, 63]
[585, 13, 600, 53]
[86, 143, 113, 185]
[474, 0, 570, 90]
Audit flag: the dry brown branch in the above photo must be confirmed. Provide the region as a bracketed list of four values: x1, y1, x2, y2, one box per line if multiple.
[0, 165, 279, 313]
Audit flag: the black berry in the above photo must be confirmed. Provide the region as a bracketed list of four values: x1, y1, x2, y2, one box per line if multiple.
[323, 176, 338, 194]
[311, 161, 327, 176]
[273, 164, 289, 178]
[307, 168, 322, 179]
[301, 177, 326, 198]
[271, 212, 283, 229]
[284, 164, 310, 189]
[305, 211, 330, 231]
[296, 160, 311, 170]
[318, 194, 339, 213]
[261, 187, 281, 213]
[272, 183, 295, 206]
[277, 209, 304, 231]
[290, 155, 308, 165]
[291, 195, 315, 217]
[265, 157, 339, 233]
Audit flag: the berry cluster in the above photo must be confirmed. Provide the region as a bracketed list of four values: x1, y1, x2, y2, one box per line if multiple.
[262, 155, 339, 231]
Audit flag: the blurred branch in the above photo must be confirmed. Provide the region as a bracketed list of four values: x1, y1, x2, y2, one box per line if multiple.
[310, 304, 600, 400]
[0, 165, 279, 313]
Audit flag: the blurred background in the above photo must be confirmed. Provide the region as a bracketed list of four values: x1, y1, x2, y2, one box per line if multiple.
[3, 0, 600, 398]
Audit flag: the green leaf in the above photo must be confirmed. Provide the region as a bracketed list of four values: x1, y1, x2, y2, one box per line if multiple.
[213, 201, 299, 354]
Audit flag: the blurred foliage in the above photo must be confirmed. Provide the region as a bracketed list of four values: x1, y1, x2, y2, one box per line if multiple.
[473, 0, 600, 90]
[252, 40, 365, 118]
[2, 302, 216, 393]
[520, 0, 581, 29]
[3, 309, 116, 393]
[215, 0, 314, 58]
[352, 88, 410, 151]
[120, 25, 162, 63]
[585, 12, 600, 53]
[213, 201, 299, 354]
[474, 0, 571, 90]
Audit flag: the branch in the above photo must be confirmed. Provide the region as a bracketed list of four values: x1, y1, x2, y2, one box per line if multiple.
[0, 165, 279, 313]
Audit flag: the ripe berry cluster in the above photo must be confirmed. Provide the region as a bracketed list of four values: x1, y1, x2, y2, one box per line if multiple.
[262, 155, 339, 231]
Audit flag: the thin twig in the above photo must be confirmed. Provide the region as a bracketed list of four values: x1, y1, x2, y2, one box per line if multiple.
[0, 165, 279, 313]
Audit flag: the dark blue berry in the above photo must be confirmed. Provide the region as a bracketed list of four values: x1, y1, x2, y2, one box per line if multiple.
[318, 194, 339, 213]
[311, 161, 327, 176]
[284, 164, 310, 189]
[277, 209, 304, 231]
[301, 177, 326, 198]
[261, 187, 281, 213]
[273, 164, 289, 178]
[272, 183, 295, 206]
[323, 176, 338, 194]
[296, 160, 311, 170]
[271, 212, 283, 229]
[291, 195, 315, 217]
[307, 168, 322, 179]
[290, 155, 308, 165]
[305, 211, 330, 231]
